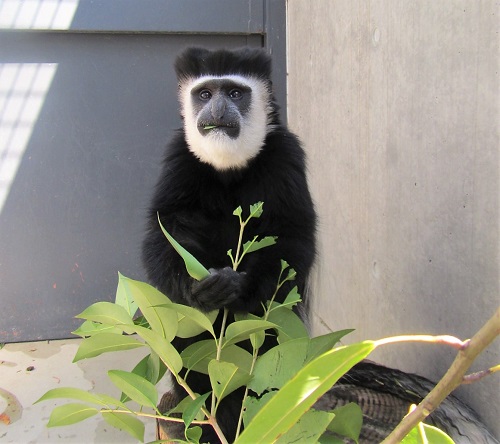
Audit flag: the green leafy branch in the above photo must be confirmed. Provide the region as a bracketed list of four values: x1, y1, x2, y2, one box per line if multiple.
[34, 202, 498, 444]
[227, 201, 277, 270]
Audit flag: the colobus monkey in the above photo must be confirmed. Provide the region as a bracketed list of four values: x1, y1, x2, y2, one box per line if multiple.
[143, 48, 498, 444]
[143, 47, 316, 442]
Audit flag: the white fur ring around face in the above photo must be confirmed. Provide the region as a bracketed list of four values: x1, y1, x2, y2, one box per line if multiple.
[180, 75, 272, 170]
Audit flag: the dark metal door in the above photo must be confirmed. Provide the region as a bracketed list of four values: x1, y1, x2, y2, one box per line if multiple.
[0, 0, 286, 342]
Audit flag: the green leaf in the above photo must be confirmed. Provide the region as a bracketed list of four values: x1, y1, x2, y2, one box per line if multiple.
[133, 325, 183, 375]
[102, 411, 145, 442]
[157, 213, 210, 281]
[401, 422, 455, 444]
[115, 272, 139, 317]
[168, 394, 203, 416]
[72, 320, 123, 338]
[118, 274, 178, 340]
[36, 387, 105, 406]
[242, 236, 277, 254]
[276, 409, 335, 444]
[108, 370, 158, 409]
[220, 345, 254, 373]
[208, 360, 252, 407]
[223, 320, 276, 348]
[145, 352, 168, 385]
[182, 392, 210, 427]
[37, 388, 126, 410]
[242, 392, 276, 427]
[326, 403, 363, 443]
[248, 201, 264, 219]
[47, 403, 98, 427]
[249, 338, 309, 395]
[76, 301, 134, 327]
[96, 394, 129, 409]
[235, 342, 374, 444]
[285, 267, 297, 281]
[250, 331, 265, 349]
[181, 340, 216, 373]
[233, 206, 243, 217]
[73, 333, 144, 362]
[281, 286, 302, 309]
[267, 308, 309, 343]
[186, 426, 203, 443]
[306, 329, 354, 363]
[122, 353, 166, 402]
[36, 388, 128, 410]
[161, 302, 217, 339]
[181, 340, 253, 374]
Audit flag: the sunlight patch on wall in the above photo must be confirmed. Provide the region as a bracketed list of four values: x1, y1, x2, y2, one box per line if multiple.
[0, 0, 78, 30]
[0, 63, 58, 213]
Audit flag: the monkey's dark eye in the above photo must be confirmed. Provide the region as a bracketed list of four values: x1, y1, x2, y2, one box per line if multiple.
[229, 89, 243, 99]
[199, 90, 212, 100]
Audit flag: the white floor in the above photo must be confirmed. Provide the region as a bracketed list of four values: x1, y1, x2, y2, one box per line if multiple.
[0, 339, 170, 443]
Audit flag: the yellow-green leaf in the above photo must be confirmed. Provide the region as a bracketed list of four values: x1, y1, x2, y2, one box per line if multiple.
[162, 302, 217, 338]
[276, 409, 335, 443]
[102, 411, 145, 442]
[118, 274, 178, 340]
[208, 360, 252, 407]
[133, 325, 182, 374]
[327, 402, 363, 443]
[76, 301, 134, 326]
[235, 342, 374, 444]
[115, 272, 139, 316]
[108, 370, 158, 408]
[401, 422, 455, 444]
[72, 320, 123, 338]
[73, 333, 144, 362]
[47, 403, 98, 427]
[223, 320, 276, 347]
[36, 388, 105, 406]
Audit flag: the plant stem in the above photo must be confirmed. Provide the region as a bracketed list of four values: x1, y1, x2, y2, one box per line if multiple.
[211, 308, 230, 417]
[234, 271, 284, 439]
[100, 408, 208, 424]
[462, 364, 500, 384]
[381, 306, 500, 444]
[373, 334, 466, 349]
[235, 346, 259, 438]
[208, 415, 230, 444]
[233, 217, 246, 269]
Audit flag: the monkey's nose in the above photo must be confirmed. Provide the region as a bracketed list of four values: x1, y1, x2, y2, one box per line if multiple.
[211, 97, 226, 120]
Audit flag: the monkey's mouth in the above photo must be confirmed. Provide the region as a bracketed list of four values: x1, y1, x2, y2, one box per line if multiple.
[198, 123, 240, 139]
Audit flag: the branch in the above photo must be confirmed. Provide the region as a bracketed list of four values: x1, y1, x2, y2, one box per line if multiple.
[381, 306, 500, 444]
[462, 364, 500, 384]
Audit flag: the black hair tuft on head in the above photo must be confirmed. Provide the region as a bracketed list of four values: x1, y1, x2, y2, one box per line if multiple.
[175, 47, 272, 82]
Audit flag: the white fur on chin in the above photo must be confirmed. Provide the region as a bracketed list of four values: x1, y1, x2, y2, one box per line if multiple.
[180, 75, 272, 170]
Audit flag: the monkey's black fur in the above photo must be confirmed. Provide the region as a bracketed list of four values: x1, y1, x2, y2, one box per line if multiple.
[143, 47, 316, 443]
[175, 47, 273, 82]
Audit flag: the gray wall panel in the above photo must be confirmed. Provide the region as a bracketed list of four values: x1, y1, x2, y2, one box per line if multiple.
[287, 0, 498, 435]
[0, 0, 265, 33]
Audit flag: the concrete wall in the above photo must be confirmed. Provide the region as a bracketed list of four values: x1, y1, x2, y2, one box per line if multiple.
[287, 0, 498, 436]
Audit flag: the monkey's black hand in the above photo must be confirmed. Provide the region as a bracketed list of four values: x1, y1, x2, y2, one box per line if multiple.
[189, 267, 245, 312]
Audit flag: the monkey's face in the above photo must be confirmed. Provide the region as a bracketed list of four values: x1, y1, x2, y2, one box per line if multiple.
[180, 75, 271, 170]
